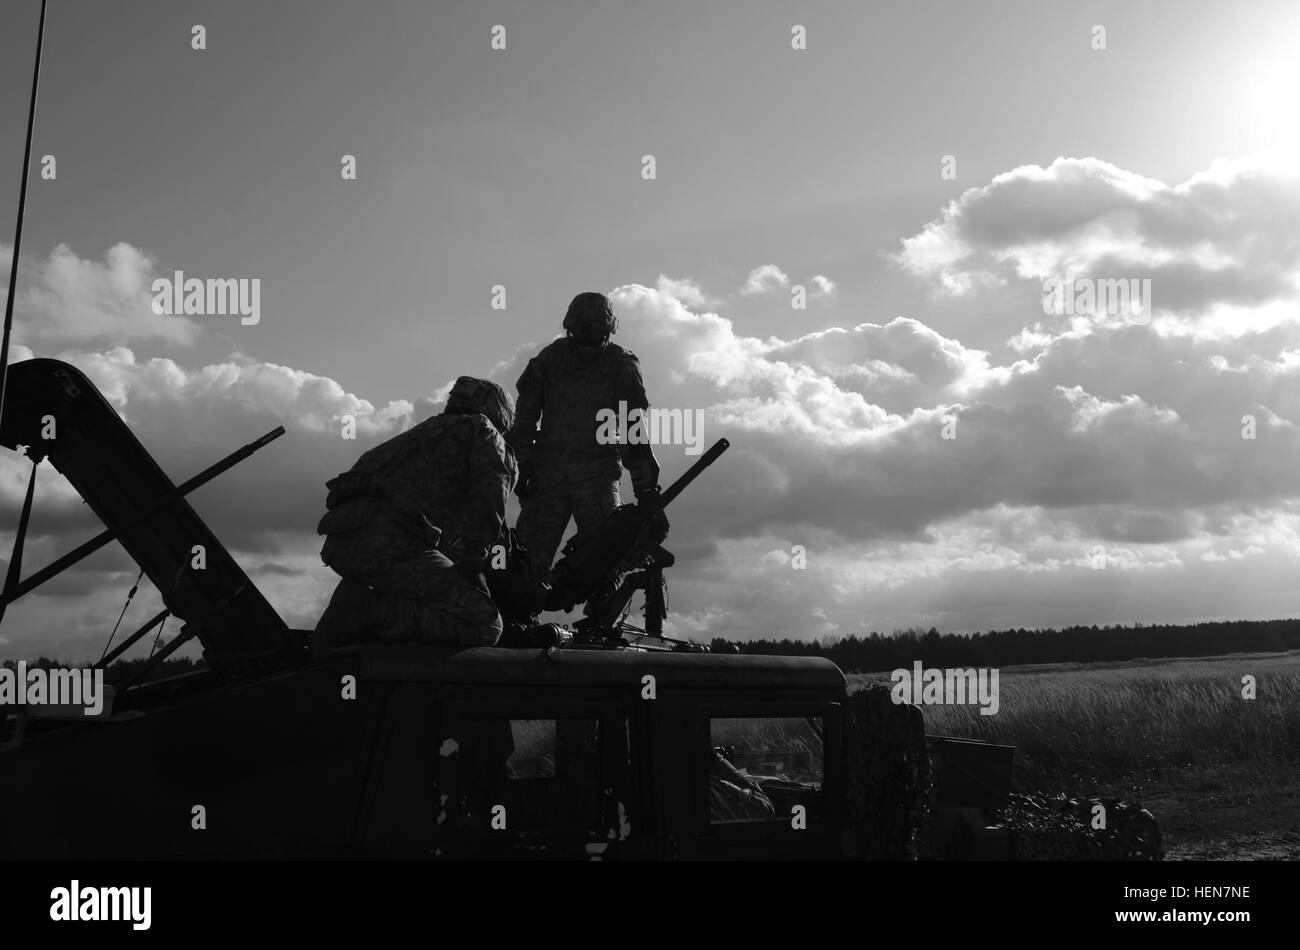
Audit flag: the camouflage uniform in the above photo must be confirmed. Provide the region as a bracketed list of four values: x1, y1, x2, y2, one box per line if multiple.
[507, 293, 657, 581]
[315, 378, 516, 651]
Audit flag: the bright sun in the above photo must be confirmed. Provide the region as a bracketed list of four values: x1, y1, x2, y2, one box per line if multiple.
[1238, 54, 1300, 164]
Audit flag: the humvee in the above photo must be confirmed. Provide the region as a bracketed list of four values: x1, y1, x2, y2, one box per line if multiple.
[0, 359, 1160, 860]
[0, 640, 876, 859]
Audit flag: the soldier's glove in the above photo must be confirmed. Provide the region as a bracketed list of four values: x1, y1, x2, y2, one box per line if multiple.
[635, 487, 670, 541]
[514, 465, 538, 501]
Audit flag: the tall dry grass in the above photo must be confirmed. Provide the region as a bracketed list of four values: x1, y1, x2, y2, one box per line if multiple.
[849, 651, 1300, 795]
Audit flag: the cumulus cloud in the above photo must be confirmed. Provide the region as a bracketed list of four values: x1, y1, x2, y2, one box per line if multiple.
[811, 274, 836, 297]
[580, 191, 1300, 637]
[893, 157, 1300, 320]
[663, 505, 1300, 642]
[654, 274, 711, 308]
[740, 264, 790, 295]
[2, 242, 203, 347]
[75, 346, 415, 436]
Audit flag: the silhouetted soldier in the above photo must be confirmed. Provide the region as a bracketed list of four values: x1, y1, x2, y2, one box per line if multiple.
[313, 376, 516, 654]
[507, 292, 662, 582]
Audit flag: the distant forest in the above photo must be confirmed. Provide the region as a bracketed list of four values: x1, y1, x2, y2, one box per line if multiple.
[712, 618, 1300, 673]
[6, 617, 1300, 680]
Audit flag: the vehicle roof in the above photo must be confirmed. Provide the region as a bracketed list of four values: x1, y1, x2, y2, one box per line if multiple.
[333, 644, 847, 691]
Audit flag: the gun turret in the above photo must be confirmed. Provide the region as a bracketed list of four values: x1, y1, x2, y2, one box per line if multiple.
[542, 438, 729, 641]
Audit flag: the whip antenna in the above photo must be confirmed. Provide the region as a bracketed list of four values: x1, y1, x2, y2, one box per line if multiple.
[0, 0, 51, 427]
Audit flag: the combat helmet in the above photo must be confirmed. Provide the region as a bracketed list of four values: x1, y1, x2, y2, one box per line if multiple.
[446, 376, 514, 435]
[562, 291, 618, 343]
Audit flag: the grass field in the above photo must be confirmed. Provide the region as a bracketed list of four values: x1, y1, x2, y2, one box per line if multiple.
[848, 650, 1300, 859]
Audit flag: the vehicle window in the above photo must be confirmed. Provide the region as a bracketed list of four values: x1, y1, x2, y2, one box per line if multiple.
[461, 717, 603, 832]
[709, 716, 824, 824]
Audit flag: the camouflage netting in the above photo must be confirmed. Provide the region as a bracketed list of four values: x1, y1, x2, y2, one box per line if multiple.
[843, 685, 931, 859]
[994, 794, 1163, 860]
[843, 685, 1162, 861]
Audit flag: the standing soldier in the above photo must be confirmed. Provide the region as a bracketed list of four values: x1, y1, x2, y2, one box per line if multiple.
[508, 292, 662, 582]
[313, 376, 516, 654]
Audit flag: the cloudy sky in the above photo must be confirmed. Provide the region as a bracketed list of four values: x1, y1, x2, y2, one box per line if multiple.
[2, 0, 1300, 661]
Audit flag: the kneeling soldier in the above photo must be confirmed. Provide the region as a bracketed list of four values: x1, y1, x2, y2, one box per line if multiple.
[313, 376, 516, 655]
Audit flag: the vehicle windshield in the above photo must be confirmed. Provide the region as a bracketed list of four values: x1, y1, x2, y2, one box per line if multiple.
[709, 716, 824, 824]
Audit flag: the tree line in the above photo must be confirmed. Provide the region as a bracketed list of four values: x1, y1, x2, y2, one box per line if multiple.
[7, 616, 1300, 679]
[709, 618, 1300, 673]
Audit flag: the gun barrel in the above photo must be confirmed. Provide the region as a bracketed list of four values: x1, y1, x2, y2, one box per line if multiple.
[0, 425, 287, 608]
[659, 437, 729, 508]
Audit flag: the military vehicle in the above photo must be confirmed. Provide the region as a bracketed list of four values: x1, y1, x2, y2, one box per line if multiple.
[0, 359, 1162, 860]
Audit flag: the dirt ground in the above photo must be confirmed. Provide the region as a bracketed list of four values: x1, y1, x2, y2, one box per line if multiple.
[1144, 776, 1300, 860]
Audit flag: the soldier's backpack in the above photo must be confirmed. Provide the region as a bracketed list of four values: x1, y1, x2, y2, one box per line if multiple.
[316, 416, 459, 547]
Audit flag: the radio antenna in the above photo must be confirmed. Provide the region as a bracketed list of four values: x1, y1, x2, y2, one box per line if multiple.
[0, 0, 51, 428]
